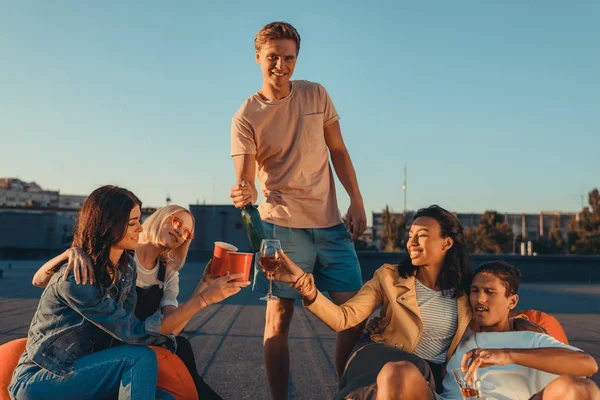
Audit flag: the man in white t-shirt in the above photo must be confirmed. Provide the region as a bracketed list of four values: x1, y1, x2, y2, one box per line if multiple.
[374, 261, 599, 400]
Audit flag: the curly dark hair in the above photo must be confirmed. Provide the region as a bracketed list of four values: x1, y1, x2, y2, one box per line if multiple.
[52, 185, 141, 294]
[398, 205, 471, 297]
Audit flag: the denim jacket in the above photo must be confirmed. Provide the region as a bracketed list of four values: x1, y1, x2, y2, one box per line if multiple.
[23, 256, 176, 376]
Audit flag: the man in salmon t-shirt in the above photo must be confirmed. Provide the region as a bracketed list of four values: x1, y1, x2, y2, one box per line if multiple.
[229, 21, 366, 400]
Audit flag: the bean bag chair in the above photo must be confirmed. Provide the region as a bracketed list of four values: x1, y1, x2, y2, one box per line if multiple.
[0, 338, 26, 400]
[151, 346, 199, 400]
[0, 339, 196, 400]
[510, 309, 569, 344]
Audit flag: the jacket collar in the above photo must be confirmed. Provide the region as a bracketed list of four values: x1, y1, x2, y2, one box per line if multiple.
[394, 274, 416, 289]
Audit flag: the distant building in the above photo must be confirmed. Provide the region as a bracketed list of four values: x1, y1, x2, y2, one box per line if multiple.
[453, 211, 576, 241]
[0, 207, 78, 256]
[58, 194, 88, 209]
[372, 210, 578, 251]
[0, 178, 59, 208]
[187, 204, 251, 259]
[0, 178, 87, 209]
[359, 227, 373, 243]
[0, 206, 158, 258]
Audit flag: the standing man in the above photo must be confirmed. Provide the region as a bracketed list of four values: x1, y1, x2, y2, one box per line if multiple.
[230, 21, 367, 400]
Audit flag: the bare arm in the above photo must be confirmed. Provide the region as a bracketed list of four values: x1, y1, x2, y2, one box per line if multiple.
[324, 121, 366, 240]
[159, 273, 250, 335]
[160, 279, 208, 336]
[33, 250, 70, 287]
[508, 348, 597, 377]
[161, 305, 188, 336]
[262, 250, 381, 332]
[33, 248, 95, 288]
[230, 154, 259, 208]
[160, 261, 216, 336]
[462, 347, 599, 384]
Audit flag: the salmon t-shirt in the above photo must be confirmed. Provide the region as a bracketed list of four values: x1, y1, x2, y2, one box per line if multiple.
[230, 80, 342, 229]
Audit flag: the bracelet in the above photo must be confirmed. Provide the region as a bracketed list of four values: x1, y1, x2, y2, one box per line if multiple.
[290, 273, 316, 298]
[198, 292, 209, 307]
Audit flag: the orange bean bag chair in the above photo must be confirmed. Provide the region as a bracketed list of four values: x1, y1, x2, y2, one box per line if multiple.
[0, 339, 197, 400]
[151, 346, 198, 400]
[510, 309, 569, 344]
[0, 338, 26, 400]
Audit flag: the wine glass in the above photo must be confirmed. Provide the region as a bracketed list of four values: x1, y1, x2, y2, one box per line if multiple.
[259, 239, 281, 301]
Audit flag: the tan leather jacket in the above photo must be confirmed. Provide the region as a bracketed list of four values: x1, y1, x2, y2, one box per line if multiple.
[305, 263, 473, 363]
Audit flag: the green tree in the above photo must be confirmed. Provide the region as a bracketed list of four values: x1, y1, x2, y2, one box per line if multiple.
[463, 227, 477, 253]
[393, 212, 408, 250]
[535, 215, 566, 254]
[472, 211, 514, 254]
[568, 188, 600, 254]
[379, 205, 407, 252]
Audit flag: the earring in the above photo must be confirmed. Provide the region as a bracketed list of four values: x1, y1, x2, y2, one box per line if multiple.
[167, 251, 175, 262]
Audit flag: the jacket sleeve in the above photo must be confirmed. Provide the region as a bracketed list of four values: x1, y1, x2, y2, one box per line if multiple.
[304, 275, 383, 332]
[57, 270, 175, 351]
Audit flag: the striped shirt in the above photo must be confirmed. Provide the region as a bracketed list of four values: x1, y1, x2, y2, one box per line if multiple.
[412, 279, 458, 364]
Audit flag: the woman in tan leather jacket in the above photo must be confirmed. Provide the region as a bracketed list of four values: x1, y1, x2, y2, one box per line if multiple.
[264, 205, 472, 399]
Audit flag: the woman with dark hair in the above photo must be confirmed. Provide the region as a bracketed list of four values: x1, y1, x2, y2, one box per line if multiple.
[8, 186, 249, 400]
[265, 204, 473, 399]
[33, 205, 223, 399]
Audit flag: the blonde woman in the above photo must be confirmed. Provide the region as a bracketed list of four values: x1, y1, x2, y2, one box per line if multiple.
[33, 205, 223, 400]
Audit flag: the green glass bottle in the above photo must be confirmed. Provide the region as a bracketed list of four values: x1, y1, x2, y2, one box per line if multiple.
[241, 203, 266, 253]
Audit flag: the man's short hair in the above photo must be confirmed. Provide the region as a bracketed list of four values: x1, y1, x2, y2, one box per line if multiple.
[255, 22, 301, 55]
[474, 260, 522, 296]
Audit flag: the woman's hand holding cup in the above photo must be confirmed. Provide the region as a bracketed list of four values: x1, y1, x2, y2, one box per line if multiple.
[197, 273, 250, 306]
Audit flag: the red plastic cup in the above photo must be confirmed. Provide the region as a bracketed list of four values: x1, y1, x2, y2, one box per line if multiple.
[228, 252, 253, 283]
[212, 242, 238, 276]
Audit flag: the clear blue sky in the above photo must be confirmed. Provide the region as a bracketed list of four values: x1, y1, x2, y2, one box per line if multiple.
[1, 1, 598, 224]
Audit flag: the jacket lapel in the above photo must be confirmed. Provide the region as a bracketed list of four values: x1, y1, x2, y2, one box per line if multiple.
[395, 276, 421, 320]
[446, 294, 473, 362]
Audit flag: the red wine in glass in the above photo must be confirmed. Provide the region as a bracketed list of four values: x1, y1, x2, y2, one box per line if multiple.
[461, 387, 480, 398]
[259, 239, 281, 301]
[260, 256, 281, 273]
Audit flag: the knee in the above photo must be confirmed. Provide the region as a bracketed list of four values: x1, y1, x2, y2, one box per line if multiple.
[550, 375, 600, 400]
[377, 361, 421, 389]
[580, 379, 600, 399]
[129, 346, 158, 369]
[264, 301, 294, 338]
[572, 378, 600, 400]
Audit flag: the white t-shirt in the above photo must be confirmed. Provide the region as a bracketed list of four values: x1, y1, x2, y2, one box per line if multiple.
[134, 252, 180, 308]
[440, 330, 580, 400]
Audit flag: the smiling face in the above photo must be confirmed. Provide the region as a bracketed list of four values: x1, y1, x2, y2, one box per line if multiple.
[158, 210, 194, 250]
[470, 272, 519, 331]
[113, 205, 143, 251]
[406, 216, 453, 267]
[256, 39, 298, 93]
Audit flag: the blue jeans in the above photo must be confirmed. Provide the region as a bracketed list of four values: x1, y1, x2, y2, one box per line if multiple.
[9, 345, 175, 400]
[253, 222, 363, 299]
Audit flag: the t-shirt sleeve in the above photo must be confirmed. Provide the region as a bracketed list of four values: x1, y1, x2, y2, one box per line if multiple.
[528, 332, 583, 394]
[533, 332, 580, 351]
[230, 116, 257, 157]
[160, 270, 180, 308]
[319, 84, 340, 128]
